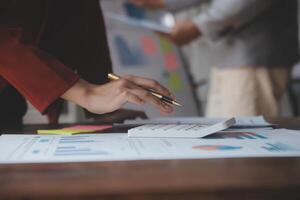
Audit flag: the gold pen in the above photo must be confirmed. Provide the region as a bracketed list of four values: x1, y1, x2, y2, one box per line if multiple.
[108, 73, 182, 107]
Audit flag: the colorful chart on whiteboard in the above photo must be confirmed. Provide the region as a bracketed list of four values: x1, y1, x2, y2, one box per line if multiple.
[101, 0, 199, 117]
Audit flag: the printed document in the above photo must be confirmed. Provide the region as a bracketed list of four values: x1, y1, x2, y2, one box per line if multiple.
[0, 129, 300, 164]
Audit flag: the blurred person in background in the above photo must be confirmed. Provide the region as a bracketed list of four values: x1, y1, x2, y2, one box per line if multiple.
[0, 0, 174, 130]
[131, 0, 299, 117]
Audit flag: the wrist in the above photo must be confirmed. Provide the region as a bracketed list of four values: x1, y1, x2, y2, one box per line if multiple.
[189, 21, 201, 39]
[61, 79, 92, 110]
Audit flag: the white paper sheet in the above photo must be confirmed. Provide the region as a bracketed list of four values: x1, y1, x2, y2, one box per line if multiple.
[0, 129, 300, 164]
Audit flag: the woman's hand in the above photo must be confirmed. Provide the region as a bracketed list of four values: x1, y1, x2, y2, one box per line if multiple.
[61, 75, 174, 115]
[169, 20, 202, 46]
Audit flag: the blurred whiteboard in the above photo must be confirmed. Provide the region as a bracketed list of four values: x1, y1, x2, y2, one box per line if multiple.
[101, 0, 200, 118]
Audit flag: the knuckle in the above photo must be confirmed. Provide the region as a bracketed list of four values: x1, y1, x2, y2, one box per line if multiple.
[152, 80, 160, 88]
[116, 88, 123, 93]
[118, 79, 129, 88]
[116, 86, 124, 93]
[139, 90, 148, 97]
[122, 90, 129, 97]
[157, 100, 164, 106]
[124, 75, 133, 80]
[145, 92, 153, 99]
[151, 96, 161, 105]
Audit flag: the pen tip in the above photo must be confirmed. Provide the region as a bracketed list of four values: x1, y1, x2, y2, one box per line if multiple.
[173, 101, 182, 106]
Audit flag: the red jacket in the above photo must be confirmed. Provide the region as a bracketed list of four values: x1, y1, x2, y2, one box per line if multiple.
[0, 0, 112, 125]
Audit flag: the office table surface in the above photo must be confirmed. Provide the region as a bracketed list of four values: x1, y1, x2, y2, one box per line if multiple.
[1, 118, 300, 200]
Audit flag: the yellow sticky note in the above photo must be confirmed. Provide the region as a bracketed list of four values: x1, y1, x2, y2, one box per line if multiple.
[37, 125, 112, 135]
[38, 129, 76, 135]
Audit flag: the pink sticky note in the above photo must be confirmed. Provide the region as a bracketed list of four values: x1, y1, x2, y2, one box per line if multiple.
[164, 53, 178, 71]
[141, 36, 157, 55]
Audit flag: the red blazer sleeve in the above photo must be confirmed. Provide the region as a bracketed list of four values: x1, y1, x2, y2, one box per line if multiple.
[0, 28, 79, 113]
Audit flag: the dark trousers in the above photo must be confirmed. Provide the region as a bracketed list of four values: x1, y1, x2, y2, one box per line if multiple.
[0, 85, 27, 131]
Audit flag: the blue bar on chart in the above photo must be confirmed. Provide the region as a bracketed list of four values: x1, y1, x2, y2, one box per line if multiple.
[205, 132, 268, 140]
[54, 136, 108, 156]
[54, 146, 108, 156]
[58, 136, 96, 144]
[261, 142, 296, 152]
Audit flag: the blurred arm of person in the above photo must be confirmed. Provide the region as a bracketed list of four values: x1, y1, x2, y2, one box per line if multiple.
[190, 0, 281, 41]
[167, 20, 201, 46]
[130, 0, 205, 11]
[131, 0, 280, 45]
[130, 0, 206, 45]
[130, 0, 166, 9]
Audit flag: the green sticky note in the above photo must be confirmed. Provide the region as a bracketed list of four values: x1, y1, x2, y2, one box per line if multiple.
[168, 72, 183, 92]
[159, 36, 173, 53]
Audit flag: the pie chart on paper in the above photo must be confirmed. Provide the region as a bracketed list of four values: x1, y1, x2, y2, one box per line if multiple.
[192, 145, 243, 151]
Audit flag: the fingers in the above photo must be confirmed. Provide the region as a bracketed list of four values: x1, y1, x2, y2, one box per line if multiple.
[170, 21, 201, 46]
[119, 90, 145, 106]
[123, 75, 173, 98]
[113, 79, 173, 113]
[170, 24, 185, 45]
[159, 23, 189, 46]
[106, 90, 144, 112]
[83, 78, 174, 115]
[129, 87, 173, 113]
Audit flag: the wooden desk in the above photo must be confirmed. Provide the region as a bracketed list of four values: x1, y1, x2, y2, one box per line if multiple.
[1, 119, 300, 200]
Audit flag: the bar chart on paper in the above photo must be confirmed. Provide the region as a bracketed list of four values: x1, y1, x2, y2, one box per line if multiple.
[54, 136, 109, 156]
[261, 142, 297, 152]
[205, 132, 269, 140]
